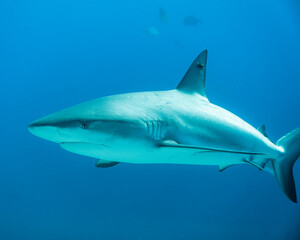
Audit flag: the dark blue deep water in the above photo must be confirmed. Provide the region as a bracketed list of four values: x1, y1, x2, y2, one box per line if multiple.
[1, 0, 300, 239]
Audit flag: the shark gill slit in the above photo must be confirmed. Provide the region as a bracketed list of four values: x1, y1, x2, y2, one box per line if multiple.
[146, 120, 166, 140]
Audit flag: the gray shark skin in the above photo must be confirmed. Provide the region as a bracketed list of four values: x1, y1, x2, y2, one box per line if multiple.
[28, 50, 300, 203]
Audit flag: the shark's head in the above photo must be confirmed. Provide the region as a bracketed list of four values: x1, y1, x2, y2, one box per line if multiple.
[28, 102, 103, 144]
[27, 96, 147, 158]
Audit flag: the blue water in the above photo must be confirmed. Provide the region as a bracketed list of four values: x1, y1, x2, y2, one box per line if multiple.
[1, 0, 300, 239]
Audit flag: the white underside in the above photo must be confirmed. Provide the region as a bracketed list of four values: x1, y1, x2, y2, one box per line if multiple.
[60, 138, 269, 166]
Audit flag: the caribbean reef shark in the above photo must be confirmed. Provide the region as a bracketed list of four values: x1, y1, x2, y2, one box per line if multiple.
[28, 50, 300, 203]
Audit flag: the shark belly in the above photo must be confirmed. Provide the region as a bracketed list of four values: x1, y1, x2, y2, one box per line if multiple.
[60, 136, 266, 166]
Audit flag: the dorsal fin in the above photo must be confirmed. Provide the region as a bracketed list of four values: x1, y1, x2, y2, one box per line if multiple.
[176, 49, 208, 99]
[257, 125, 269, 138]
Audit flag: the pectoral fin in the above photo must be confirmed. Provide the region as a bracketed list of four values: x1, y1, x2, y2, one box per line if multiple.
[95, 159, 119, 168]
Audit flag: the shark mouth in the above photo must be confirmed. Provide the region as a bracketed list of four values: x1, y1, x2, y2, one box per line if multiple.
[59, 142, 108, 158]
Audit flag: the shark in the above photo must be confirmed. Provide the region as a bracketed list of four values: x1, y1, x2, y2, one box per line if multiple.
[28, 50, 300, 203]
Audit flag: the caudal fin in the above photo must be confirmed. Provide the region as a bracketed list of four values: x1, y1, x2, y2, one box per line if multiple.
[272, 127, 300, 203]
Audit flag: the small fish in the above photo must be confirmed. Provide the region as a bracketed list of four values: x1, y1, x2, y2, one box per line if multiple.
[146, 27, 160, 38]
[183, 15, 201, 27]
[174, 41, 184, 48]
[159, 7, 168, 24]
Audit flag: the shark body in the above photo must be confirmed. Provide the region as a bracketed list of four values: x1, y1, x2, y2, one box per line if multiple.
[28, 50, 300, 202]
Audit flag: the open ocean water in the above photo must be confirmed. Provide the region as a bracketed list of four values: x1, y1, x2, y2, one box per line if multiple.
[1, 0, 300, 239]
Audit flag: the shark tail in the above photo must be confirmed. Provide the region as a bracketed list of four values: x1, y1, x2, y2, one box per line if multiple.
[272, 127, 300, 203]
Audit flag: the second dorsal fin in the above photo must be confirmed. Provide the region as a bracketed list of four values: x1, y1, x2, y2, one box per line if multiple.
[257, 125, 269, 138]
[176, 49, 208, 99]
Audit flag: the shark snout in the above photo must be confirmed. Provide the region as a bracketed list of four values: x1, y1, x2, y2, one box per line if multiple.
[28, 120, 61, 143]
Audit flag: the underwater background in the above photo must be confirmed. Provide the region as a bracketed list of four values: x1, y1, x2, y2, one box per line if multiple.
[1, 0, 300, 239]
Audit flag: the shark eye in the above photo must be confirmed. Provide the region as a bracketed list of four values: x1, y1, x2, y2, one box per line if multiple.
[80, 122, 88, 129]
